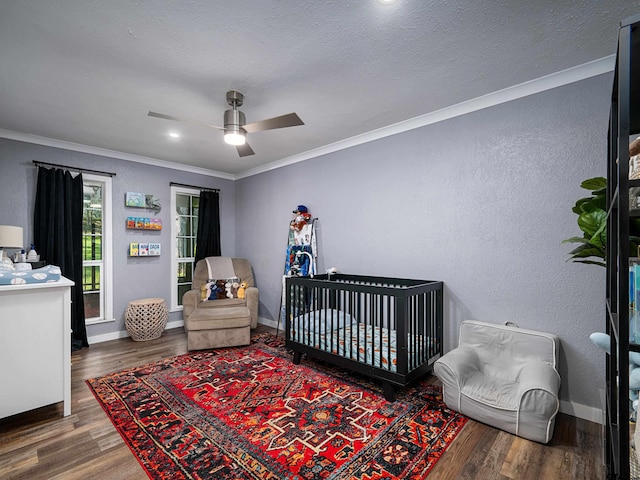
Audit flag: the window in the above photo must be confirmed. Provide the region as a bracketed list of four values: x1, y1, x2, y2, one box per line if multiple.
[171, 186, 199, 310]
[82, 174, 113, 324]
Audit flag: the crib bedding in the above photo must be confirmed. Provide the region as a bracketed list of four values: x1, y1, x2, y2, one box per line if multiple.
[290, 322, 432, 373]
[289, 308, 354, 333]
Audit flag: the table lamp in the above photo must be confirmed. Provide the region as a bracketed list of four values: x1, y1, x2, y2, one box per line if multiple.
[0, 225, 24, 262]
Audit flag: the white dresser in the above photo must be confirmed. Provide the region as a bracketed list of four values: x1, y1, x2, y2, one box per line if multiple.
[0, 277, 74, 418]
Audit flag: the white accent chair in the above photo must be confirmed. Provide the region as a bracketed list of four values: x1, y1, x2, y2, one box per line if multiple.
[433, 320, 561, 444]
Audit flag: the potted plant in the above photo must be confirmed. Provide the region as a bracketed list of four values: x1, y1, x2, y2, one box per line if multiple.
[562, 177, 607, 266]
[563, 176, 640, 266]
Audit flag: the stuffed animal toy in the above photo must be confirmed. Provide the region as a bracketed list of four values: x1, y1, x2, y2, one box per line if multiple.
[290, 205, 312, 232]
[238, 282, 247, 299]
[215, 279, 227, 299]
[204, 281, 217, 300]
[200, 282, 210, 301]
[591, 332, 640, 419]
[290, 213, 311, 232]
[225, 280, 240, 298]
[201, 281, 222, 300]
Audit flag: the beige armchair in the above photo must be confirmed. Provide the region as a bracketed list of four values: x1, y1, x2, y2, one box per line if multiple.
[183, 257, 258, 350]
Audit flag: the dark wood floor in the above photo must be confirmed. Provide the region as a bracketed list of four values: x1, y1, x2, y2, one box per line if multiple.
[0, 326, 606, 479]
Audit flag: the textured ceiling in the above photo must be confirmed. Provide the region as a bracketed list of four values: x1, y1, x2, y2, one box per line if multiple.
[0, 1, 638, 176]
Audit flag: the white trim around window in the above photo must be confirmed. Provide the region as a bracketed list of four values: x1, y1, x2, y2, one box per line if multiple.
[170, 185, 200, 311]
[83, 173, 113, 325]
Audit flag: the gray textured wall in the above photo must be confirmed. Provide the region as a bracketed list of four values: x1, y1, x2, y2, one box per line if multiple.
[235, 74, 611, 411]
[0, 138, 236, 337]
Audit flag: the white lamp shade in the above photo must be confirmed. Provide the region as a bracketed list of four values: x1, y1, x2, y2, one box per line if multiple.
[0, 225, 24, 248]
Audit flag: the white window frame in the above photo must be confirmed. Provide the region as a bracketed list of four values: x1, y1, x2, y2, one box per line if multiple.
[170, 186, 200, 311]
[83, 173, 113, 325]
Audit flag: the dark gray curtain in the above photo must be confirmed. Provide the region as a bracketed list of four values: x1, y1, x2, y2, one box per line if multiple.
[34, 167, 88, 350]
[194, 190, 221, 263]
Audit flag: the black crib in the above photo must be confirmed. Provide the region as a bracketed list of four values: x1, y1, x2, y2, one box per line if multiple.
[285, 273, 443, 401]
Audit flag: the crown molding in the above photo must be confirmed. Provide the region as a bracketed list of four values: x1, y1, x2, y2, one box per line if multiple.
[0, 129, 235, 180]
[235, 55, 615, 180]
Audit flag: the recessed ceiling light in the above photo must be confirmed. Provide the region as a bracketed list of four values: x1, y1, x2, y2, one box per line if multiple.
[168, 131, 180, 139]
[376, 0, 397, 4]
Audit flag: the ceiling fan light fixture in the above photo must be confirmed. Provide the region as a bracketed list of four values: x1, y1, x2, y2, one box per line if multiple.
[224, 130, 246, 146]
[224, 107, 247, 145]
[149, 90, 303, 157]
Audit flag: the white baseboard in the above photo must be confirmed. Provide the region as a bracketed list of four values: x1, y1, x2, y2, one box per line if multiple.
[87, 319, 184, 345]
[90, 317, 271, 345]
[559, 399, 603, 425]
[258, 317, 280, 330]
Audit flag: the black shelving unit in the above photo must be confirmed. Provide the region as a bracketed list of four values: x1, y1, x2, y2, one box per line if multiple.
[606, 13, 640, 480]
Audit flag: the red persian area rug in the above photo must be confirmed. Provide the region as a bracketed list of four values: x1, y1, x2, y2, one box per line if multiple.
[87, 334, 467, 479]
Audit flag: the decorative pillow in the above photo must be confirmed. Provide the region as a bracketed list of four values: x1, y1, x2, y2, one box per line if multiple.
[201, 277, 241, 301]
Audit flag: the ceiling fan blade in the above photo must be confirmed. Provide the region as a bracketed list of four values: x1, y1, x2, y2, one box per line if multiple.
[242, 113, 304, 133]
[236, 142, 255, 157]
[147, 111, 223, 130]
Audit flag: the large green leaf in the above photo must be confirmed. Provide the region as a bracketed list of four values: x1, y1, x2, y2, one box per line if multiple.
[583, 195, 606, 212]
[578, 210, 607, 243]
[574, 259, 607, 267]
[573, 199, 584, 214]
[567, 241, 599, 251]
[570, 246, 605, 258]
[573, 198, 591, 214]
[566, 241, 604, 260]
[581, 177, 607, 191]
[572, 195, 606, 215]
[589, 214, 607, 247]
[561, 236, 592, 244]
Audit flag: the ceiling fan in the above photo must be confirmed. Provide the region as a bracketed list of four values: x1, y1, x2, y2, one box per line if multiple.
[148, 90, 304, 157]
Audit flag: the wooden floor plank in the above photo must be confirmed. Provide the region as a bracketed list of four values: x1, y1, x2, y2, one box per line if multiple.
[0, 449, 39, 478]
[426, 420, 488, 479]
[458, 427, 511, 480]
[0, 326, 606, 479]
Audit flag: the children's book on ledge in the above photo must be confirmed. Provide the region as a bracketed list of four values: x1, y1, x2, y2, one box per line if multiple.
[129, 243, 161, 257]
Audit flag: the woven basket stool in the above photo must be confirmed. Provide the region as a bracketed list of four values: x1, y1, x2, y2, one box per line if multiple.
[125, 298, 168, 341]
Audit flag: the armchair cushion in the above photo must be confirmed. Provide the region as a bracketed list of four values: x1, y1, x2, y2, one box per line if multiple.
[434, 320, 560, 444]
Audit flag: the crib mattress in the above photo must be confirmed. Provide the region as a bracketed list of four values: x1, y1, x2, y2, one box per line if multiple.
[291, 322, 431, 373]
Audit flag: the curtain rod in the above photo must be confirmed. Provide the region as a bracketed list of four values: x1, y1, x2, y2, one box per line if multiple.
[170, 182, 219, 192]
[33, 160, 116, 177]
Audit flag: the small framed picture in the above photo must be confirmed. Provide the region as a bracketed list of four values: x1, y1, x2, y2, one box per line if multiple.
[125, 192, 145, 208]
